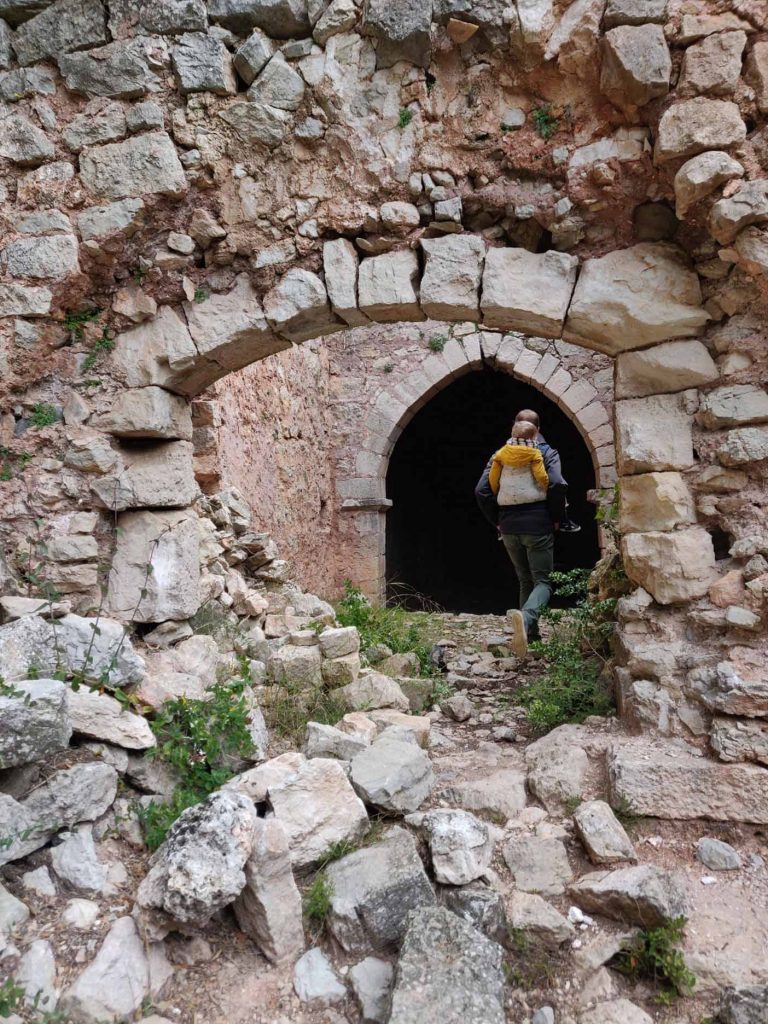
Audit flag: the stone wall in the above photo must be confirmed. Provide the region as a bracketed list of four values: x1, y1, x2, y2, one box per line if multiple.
[0, 0, 766, 764]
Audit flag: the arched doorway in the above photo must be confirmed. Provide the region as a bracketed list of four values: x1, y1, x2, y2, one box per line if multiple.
[385, 369, 600, 614]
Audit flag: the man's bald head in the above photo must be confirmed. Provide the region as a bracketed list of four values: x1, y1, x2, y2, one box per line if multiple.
[515, 409, 540, 428]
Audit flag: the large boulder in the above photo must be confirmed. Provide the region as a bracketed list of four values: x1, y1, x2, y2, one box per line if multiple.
[325, 827, 435, 953]
[608, 740, 768, 824]
[269, 758, 369, 870]
[563, 244, 708, 353]
[388, 907, 505, 1024]
[621, 528, 716, 604]
[480, 248, 578, 338]
[233, 818, 305, 963]
[600, 24, 670, 110]
[0, 679, 71, 769]
[350, 731, 433, 813]
[569, 865, 688, 927]
[654, 98, 746, 162]
[135, 790, 259, 939]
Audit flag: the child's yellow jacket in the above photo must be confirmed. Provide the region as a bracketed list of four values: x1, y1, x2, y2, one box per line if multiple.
[488, 442, 549, 504]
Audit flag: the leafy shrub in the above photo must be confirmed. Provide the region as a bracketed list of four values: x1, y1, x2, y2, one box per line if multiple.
[531, 103, 558, 140]
[614, 917, 696, 1004]
[428, 334, 447, 353]
[398, 107, 413, 129]
[30, 403, 57, 429]
[81, 330, 115, 373]
[516, 569, 616, 733]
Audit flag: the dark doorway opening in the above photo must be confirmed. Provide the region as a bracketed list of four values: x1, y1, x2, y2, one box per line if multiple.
[385, 369, 600, 614]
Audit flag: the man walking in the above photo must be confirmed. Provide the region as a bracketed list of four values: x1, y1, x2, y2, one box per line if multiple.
[475, 409, 567, 657]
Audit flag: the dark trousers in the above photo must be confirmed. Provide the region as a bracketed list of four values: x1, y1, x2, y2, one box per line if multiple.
[501, 533, 554, 634]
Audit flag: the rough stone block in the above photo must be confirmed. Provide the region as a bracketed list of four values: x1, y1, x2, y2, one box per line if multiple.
[323, 239, 369, 327]
[603, 0, 667, 28]
[208, 0, 311, 37]
[171, 32, 237, 94]
[80, 133, 187, 201]
[621, 527, 716, 603]
[697, 385, 768, 429]
[12, 0, 107, 66]
[709, 180, 768, 245]
[111, 305, 198, 390]
[247, 53, 304, 109]
[654, 98, 746, 162]
[600, 25, 670, 110]
[679, 30, 746, 97]
[0, 112, 54, 165]
[233, 27, 274, 84]
[717, 426, 768, 466]
[2, 234, 78, 280]
[673, 151, 744, 218]
[361, 0, 431, 69]
[619, 472, 696, 533]
[564, 244, 708, 353]
[263, 268, 339, 343]
[615, 340, 718, 399]
[615, 393, 695, 474]
[481, 247, 577, 338]
[358, 250, 424, 323]
[420, 235, 485, 322]
[0, 679, 71, 769]
[58, 41, 157, 98]
[92, 388, 192, 441]
[0, 283, 52, 316]
[90, 440, 197, 511]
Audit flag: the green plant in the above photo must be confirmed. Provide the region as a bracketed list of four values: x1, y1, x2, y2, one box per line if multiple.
[304, 872, 333, 922]
[0, 977, 25, 1016]
[194, 287, 209, 304]
[595, 483, 620, 540]
[531, 103, 558, 140]
[81, 329, 115, 374]
[428, 334, 447, 353]
[138, 671, 256, 849]
[563, 794, 583, 815]
[398, 107, 413, 129]
[515, 569, 616, 733]
[319, 838, 357, 865]
[263, 682, 345, 745]
[30, 403, 57, 429]
[383, 362, 394, 373]
[613, 917, 696, 1004]
[63, 307, 100, 342]
[611, 794, 640, 830]
[505, 930, 557, 989]
[429, 676, 455, 705]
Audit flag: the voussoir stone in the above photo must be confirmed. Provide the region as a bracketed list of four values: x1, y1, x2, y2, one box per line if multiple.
[358, 250, 424, 323]
[135, 790, 259, 939]
[80, 133, 187, 201]
[569, 864, 688, 927]
[0, 679, 71, 769]
[263, 268, 339, 343]
[420, 235, 486, 322]
[655, 97, 746, 162]
[621, 527, 716, 604]
[323, 238, 368, 327]
[615, 339, 718, 399]
[387, 907, 505, 1024]
[564, 243, 708, 353]
[481, 247, 577, 338]
[608, 739, 768, 824]
[600, 24, 670, 110]
[325, 826, 435, 953]
[184, 273, 282, 371]
[674, 151, 744, 218]
[12, 0, 107, 66]
[269, 757, 369, 870]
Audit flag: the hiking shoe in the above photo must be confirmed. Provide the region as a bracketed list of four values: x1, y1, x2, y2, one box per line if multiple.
[508, 609, 528, 659]
[559, 520, 581, 534]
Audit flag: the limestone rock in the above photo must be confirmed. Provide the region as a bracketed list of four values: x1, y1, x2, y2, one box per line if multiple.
[441, 693, 474, 722]
[503, 834, 573, 896]
[13, 0, 107, 66]
[62, 102, 127, 152]
[80, 133, 187, 201]
[219, 100, 290, 147]
[600, 25, 670, 110]
[323, 239, 368, 328]
[603, 0, 666, 28]
[679, 30, 747, 97]
[569, 865, 687, 927]
[293, 947, 346, 1005]
[248, 53, 304, 109]
[544, 0, 604, 78]
[419, 808, 493, 885]
[440, 768, 527, 820]
[0, 282, 52, 316]
[325, 827, 435, 953]
[0, 679, 71, 770]
[420, 235, 485, 322]
[696, 837, 742, 871]
[61, 917, 169, 1021]
[358, 250, 424, 324]
[361, 0, 431, 69]
[91, 441, 197, 512]
[619, 472, 696, 534]
[525, 727, 588, 811]
[507, 891, 575, 949]
[233, 817, 305, 963]
[734, 226, 768, 276]
[305, 721, 369, 760]
[107, 509, 200, 623]
[314, 0, 358, 44]
[318, 625, 359, 659]
[674, 151, 744, 219]
[746, 40, 768, 114]
[78, 198, 145, 241]
[564, 243, 708, 353]
[388, 907, 505, 1024]
[690, 662, 768, 718]
[709, 181, 768, 245]
[16, 938, 57, 1013]
[350, 731, 433, 813]
[93, 388, 192, 441]
[0, 112, 54, 166]
[711, 718, 768, 767]
[608, 740, 768, 824]
[718, 427, 768, 466]
[573, 800, 636, 865]
[67, 687, 155, 750]
[655, 98, 746, 163]
[224, 751, 307, 802]
[697, 385, 768, 429]
[717, 986, 768, 1023]
[269, 758, 369, 870]
[267, 643, 322, 686]
[321, 652, 360, 687]
[580, 1000, 653, 1024]
[233, 28, 274, 84]
[138, 0, 208, 34]
[481, 248, 577, 338]
[184, 273, 281, 372]
[615, 339, 718, 399]
[59, 42, 157, 99]
[333, 671, 410, 712]
[349, 957, 393, 1024]
[440, 883, 508, 947]
[615, 393, 695, 474]
[208, 0, 311, 38]
[263, 268, 338, 343]
[621, 528, 716, 604]
[368, 710, 430, 748]
[172, 32, 236, 95]
[135, 790, 258, 939]
[50, 826, 106, 892]
[3, 235, 79, 280]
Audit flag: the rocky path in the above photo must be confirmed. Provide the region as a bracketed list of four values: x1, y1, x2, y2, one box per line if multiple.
[2, 608, 767, 1024]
